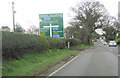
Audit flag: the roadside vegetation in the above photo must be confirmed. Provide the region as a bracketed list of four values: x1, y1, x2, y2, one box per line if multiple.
[3, 49, 79, 76]
[103, 26, 120, 45]
[2, 31, 94, 76]
[70, 42, 94, 50]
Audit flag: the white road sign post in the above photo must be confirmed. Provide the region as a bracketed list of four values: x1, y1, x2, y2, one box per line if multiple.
[43, 23, 59, 37]
[68, 42, 70, 49]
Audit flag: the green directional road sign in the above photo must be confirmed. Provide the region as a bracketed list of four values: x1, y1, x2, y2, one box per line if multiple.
[39, 13, 64, 37]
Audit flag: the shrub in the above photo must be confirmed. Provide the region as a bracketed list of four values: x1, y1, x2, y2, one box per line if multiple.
[46, 37, 66, 49]
[64, 38, 81, 47]
[56, 38, 66, 49]
[46, 37, 58, 49]
[2, 32, 49, 60]
[2, 31, 81, 60]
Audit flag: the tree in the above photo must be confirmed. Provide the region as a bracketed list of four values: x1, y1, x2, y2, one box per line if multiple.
[15, 23, 25, 33]
[70, 1, 108, 45]
[1, 26, 10, 31]
[103, 26, 117, 40]
[64, 26, 76, 38]
[114, 21, 120, 32]
[26, 25, 39, 35]
[92, 32, 100, 39]
[64, 26, 89, 44]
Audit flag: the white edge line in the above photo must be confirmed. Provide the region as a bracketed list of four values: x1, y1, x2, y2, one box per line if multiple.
[48, 51, 85, 76]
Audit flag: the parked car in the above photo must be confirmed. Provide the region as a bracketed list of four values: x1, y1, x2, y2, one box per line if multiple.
[102, 41, 107, 45]
[109, 41, 117, 47]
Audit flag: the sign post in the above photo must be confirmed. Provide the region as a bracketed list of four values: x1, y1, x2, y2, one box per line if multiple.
[68, 42, 70, 49]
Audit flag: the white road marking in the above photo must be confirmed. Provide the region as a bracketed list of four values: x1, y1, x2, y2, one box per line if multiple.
[48, 50, 86, 76]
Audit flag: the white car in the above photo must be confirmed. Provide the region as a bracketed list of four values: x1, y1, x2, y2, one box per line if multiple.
[102, 41, 107, 45]
[109, 41, 117, 47]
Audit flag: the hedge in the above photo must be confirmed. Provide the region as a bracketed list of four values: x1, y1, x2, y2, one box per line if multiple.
[46, 37, 66, 49]
[64, 38, 82, 47]
[2, 31, 82, 60]
[2, 32, 50, 60]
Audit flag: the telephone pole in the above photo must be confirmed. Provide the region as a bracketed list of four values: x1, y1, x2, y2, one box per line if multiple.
[12, 2, 16, 32]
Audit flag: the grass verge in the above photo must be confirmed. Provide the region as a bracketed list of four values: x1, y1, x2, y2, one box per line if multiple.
[3, 44, 93, 76]
[70, 44, 93, 50]
[3, 49, 78, 76]
[70, 42, 94, 50]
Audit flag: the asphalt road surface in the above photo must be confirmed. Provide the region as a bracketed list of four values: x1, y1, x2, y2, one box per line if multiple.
[52, 39, 118, 76]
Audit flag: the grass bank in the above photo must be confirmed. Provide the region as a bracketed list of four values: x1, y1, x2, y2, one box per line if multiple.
[70, 44, 93, 50]
[70, 41, 94, 50]
[3, 49, 78, 76]
[3, 44, 93, 76]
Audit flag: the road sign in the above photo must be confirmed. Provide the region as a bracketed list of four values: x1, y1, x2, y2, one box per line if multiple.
[40, 28, 49, 32]
[39, 13, 64, 37]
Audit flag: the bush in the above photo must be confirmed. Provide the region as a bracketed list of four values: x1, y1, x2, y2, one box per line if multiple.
[56, 38, 66, 49]
[46, 37, 66, 49]
[46, 37, 58, 49]
[2, 31, 81, 60]
[64, 38, 81, 47]
[2, 32, 49, 60]
[47, 37, 81, 49]
[116, 39, 120, 45]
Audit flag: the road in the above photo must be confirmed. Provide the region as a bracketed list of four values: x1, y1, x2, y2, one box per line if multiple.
[52, 39, 118, 76]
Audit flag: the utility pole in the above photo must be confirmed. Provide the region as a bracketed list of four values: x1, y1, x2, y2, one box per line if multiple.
[12, 2, 16, 32]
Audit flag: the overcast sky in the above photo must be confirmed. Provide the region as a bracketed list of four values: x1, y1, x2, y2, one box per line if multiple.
[0, 0, 119, 32]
